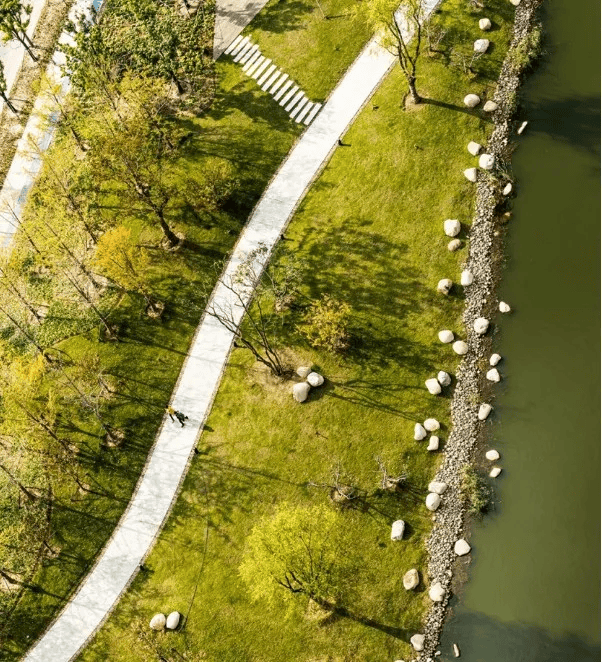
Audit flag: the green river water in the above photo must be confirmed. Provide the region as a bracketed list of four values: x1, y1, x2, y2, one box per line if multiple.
[440, 1, 601, 660]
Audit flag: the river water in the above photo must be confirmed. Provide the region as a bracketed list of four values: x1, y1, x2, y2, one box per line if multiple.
[440, 1, 601, 660]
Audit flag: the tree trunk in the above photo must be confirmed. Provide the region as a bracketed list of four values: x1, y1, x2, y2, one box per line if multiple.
[407, 77, 421, 104]
[156, 209, 179, 247]
[1, 92, 17, 113]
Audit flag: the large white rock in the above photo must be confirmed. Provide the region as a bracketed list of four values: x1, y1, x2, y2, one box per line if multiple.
[150, 613, 166, 631]
[427, 436, 440, 451]
[503, 182, 513, 195]
[479, 17, 492, 30]
[307, 371, 324, 387]
[426, 493, 441, 511]
[518, 120, 528, 135]
[509, 0, 521, 5]
[473, 317, 489, 335]
[429, 581, 446, 602]
[499, 301, 512, 313]
[452, 340, 468, 355]
[411, 634, 425, 652]
[428, 480, 448, 495]
[448, 238, 462, 252]
[403, 568, 420, 590]
[479, 153, 495, 170]
[478, 403, 492, 420]
[414, 423, 427, 440]
[424, 418, 440, 432]
[391, 520, 405, 541]
[292, 382, 310, 403]
[464, 167, 478, 182]
[490, 466, 502, 478]
[166, 611, 181, 630]
[460, 270, 473, 286]
[454, 539, 471, 556]
[296, 366, 312, 378]
[467, 141, 482, 156]
[437, 278, 453, 294]
[474, 38, 490, 53]
[444, 219, 461, 237]
[438, 329, 454, 343]
[485, 449, 500, 461]
[486, 368, 501, 382]
[463, 94, 481, 108]
[453, 643, 461, 658]
[483, 100, 499, 112]
[489, 353, 502, 366]
[425, 378, 442, 395]
[437, 371, 451, 387]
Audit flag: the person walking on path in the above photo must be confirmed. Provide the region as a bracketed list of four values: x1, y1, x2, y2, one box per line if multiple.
[165, 405, 176, 422]
[165, 406, 188, 427]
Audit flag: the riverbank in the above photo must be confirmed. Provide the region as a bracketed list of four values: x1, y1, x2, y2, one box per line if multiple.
[419, 0, 544, 658]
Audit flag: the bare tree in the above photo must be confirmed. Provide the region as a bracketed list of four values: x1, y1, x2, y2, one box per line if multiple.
[375, 455, 408, 491]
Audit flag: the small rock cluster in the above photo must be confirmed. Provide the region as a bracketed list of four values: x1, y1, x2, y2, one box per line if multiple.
[149, 611, 180, 631]
[292, 366, 325, 402]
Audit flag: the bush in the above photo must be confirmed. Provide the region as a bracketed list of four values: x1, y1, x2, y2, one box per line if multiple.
[460, 464, 491, 515]
[302, 295, 351, 353]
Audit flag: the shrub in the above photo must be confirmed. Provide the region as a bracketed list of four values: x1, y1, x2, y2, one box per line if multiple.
[302, 295, 351, 353]
[460, 464, 491, 515]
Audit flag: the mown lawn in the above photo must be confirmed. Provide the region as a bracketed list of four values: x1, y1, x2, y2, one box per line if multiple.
[77, 1, 513, 660]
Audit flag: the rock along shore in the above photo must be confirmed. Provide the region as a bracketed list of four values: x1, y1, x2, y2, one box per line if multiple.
[415, 1, 544, 659]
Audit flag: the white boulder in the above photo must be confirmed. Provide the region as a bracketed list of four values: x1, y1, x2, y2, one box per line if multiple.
[460, 270, 473, 286]
[437, 371, 451, 387]
[414, 423, 427, 440]
[478, 403, 492, 420]
[453, 643, 461, 657]
[391, 520, 405, 541]
[478, 153, 495, 170]
[483, 100, 499, 112]
[489, 353, 502, 366]
[292, 382, 311, 403]
[427, 436, 440, 451]
[485, 449, 500, 461]
[307, 371, 324, 387]
[411, 634, 425, 652]
[429, 581, 446, 602]
[425, 378, 442, 395]
[473, 317, 489, 335]
[518, 120, 528, 135]
[490, 466, 502, 478]
[444, 219, 461, 237]
[467, 141, 482, 156]
[474, 38, 490, 54]
[448, 238, 462, 252]
[296, 366, 312, 378]
[499, 301, 512, 313]
[428, 480, 448, 495]
[463, 94, 480, 108]
[166, 611, 181, 630]
[509, 0, 521, 5]
[452, 340, 468, 355]
[437, 278, 453, 294]
[479, 17, 492, 30]
[503, 182, 513, 195]
[486, 368, 501, 382]
[464, 167, 478, 182]
[426, 493, 441, 511]
[454, 539, 471, 556]
[438, 329, 454, 343]
[424, 418, 440, 432]
[150, 613, 166, 631]
[403, 568, 420, 590]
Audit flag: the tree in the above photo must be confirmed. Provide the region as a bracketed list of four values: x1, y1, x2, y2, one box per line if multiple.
[0, 60, 16, 113]
[302, 294, 351, 353]
[0, 0, 37, 61]
[366, 0, 426, 104]
[239, 503, 356, 610]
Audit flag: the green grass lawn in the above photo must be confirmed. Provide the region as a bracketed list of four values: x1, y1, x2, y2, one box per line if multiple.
[76, 1, 513, 660]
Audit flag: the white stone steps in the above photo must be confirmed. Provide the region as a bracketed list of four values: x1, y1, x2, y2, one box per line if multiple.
[226, 38, 321, 125]
[257, 63, 277, 87]
[252, 58, 271, 80]
[224, 34, 243, 55]
[303, 102, 321, 125]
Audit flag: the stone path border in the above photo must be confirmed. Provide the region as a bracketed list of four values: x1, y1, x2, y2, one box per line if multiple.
[22, 1, 445, 658]
[224, 35, 322, 125]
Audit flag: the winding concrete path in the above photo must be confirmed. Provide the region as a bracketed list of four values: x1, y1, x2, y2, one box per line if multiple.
[22, 0, 443, 657]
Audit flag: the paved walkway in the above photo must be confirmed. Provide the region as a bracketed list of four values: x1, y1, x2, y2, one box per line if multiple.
[213, 0, 269, 59]
[224, 35, 322, 125]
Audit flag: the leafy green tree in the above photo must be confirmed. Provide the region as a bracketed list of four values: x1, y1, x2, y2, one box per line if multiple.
[0, 0, 37, 61]
[0, 59, 16, 112]
[239, 503, 356, 610]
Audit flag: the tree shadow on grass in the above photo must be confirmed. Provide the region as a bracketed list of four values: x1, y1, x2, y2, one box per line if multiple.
[245, 0, 314, 34]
